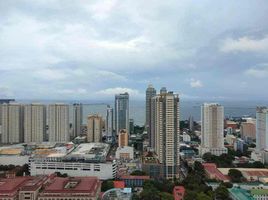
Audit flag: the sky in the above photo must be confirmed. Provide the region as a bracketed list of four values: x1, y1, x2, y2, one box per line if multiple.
[1, 0, 268, 101]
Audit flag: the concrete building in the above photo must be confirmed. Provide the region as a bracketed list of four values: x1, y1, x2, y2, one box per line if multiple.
[48, 104, 69, 143]
[115, 93, 129, 134]
[38, 176, 101, 200]
[129, 119, 134, 135]
[189, 115, 194, 132]
[72, 103, 82, 139]
[116, 146, 134, 160]
[29, 143, 117, 180]
[256, 107, 268, 151]
[105, 105, 113, 142]
[118, 129, 129, 147]
[87, 115, 102, 143]
[1, 103, 24, 144]
[241, 121, 256, 141]
[150, 90, 180, 179]
[200, 103, 227, 156]
[24, 104, 46, 143]
[146, 84, 156, 142]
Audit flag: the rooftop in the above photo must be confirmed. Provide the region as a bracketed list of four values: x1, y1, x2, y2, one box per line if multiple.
[41, 176, 100, 195]
[229, 188, 254, 200]
[203, 163, 230, 182]
[251, 189, 268, 195]
[0, 177, 31, 194]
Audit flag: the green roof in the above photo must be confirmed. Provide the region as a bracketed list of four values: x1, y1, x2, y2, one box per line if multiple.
[251, 189, 268, 195]
[229, 188, 254, 200]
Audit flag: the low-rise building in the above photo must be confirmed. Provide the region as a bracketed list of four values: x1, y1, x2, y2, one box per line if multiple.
[115, 146, 134, 160]
[202, 163, 230, 182]
[38, 176, 101, 200]
[120, 175, 150, 187]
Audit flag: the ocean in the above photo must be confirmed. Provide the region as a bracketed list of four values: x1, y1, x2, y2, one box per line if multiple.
[18, 100, 267, 126]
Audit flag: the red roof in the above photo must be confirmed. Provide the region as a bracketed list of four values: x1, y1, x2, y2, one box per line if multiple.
[0, 177, 31, 194]
[121, 175, 150, 180]
[113, 181, 125, 188]
[41, 176, 100, 195]
[203, 163, 230, 182]
[173, 186, 185, 200]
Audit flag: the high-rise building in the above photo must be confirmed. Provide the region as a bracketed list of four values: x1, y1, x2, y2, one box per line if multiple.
[115, 93, 129, 134]
[24, 104, 46, 143]
[87, 115, 102, 142]
[118, 129, 128, 147]
[150, 90, 180, 179]
[72, 103, 82, 139]
[189, 115, 194, 132]
[241, 121, 256, 141]
[256, 107, 268, 151]
[48, 104, 69, 142]
[1, 103, 24, 144]
[146, 84, 156, 134]
[200, 103, 227, 156]
[129, 119, 134, 135]
[105, 106, 113, 142]
[0, 99, 15, 127]
[160, 87, 167, 94]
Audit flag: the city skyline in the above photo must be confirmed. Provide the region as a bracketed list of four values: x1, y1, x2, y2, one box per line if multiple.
[1, 1, 268, 101]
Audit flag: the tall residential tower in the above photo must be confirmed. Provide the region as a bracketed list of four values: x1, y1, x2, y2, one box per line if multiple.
[87, 115, 102, 143]
[24, 103, 46, 143]
[146, 84, 156, 145]
[106, 105, 113, 142]
[72, 103, 82, 139]
[256, 107, 268, 151]
[150, 90, 180, 179]
[1, 103, 24, 144]
[200, 103, 227, 156]
[48, 104, 69, 142]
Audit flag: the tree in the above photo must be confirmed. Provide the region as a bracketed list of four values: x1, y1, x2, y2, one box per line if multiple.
[101, 180, 114, 192]
[214, 184, 230, 200]
[160, 192, 174, 200]
[140, 181, 160, 200]
[197, 192, 213, 200]
[228, 169, 243, 183]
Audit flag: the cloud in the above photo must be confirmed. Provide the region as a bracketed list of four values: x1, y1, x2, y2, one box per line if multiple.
[33, 68, 68, 81]
[59, 88, 88, 95]
[220, 35, 268, 53]
[96, 87, 141, 97]
[245, 64, 268, 78]
[95, 70, 127, 81]
[189, 78, 203, 88]
[0, 86, 14, 98]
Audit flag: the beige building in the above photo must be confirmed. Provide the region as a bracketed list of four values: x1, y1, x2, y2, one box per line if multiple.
[150, 90, 180, 179]
[87, 115, 102, 142]
[201, 103, 227, 156]
[118, 129, 128, 147]
[48, 104, 69, 142]
[24, 104, 46, 143]
[1, 103, 24, 144]
[241, 122, 256, 140]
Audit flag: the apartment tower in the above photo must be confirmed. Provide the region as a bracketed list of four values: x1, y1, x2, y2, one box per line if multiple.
[106, 106, 113, 142]
[146, 84, 156, 146]
[201, 103, 227, 156]
[87, 115, 102, 143]
[72, 103, 82, 139]
[150, 90, 180, 179]
[1, 103, 24, 144]
[24, 103, 46, 143]
[48, 104, 69, 142]
[256, 107, 268, 151]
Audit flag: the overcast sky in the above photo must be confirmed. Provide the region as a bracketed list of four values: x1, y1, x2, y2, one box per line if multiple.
[1, 0, 268, 101]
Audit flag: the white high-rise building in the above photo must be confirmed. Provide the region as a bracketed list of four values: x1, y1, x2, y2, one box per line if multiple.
[256, 107, 268, 151]
[72, 103, 82, 139]
[1, 103, 24, 144]
[106, 106, 113, 142]
[200, 103, 227, 156]
[87, 115, 102, 143]
[24, 104, 46, 143]
[150, 91, 180, 179]
[48, 104, 70, 142]
[115, 93, 129, 134]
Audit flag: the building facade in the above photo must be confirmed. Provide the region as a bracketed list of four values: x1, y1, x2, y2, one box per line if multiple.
[1, 103, 24, 144]
[72, 103, 82, 139]
[256, 107, 268, 151]
[24, 104, 46, 143]
[87, 115, 102, 143]
[146, 84, 156, 144]
[115, 93, 129, 134]
[48, 104, 70, 142]
[201, 103, 227, 156]
[106, 105, 113, 142]
[150, 91, 180, 179]
[118, 129, 128, 147]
